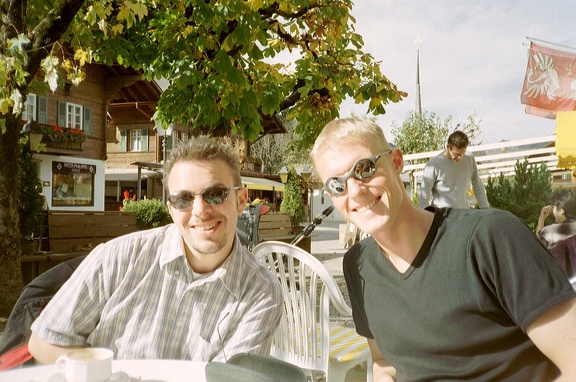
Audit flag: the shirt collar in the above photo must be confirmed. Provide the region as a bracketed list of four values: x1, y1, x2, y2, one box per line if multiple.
[159, 226, 247, 300]
[159, 224, 187, 268]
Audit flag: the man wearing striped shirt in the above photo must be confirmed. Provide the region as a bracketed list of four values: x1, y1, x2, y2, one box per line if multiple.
[29, 135, 283, 363]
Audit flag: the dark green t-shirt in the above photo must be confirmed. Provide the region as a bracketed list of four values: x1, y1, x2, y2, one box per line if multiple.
[344, 207, 575, 381]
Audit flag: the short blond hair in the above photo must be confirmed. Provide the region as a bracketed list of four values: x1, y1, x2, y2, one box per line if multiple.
[311, 117, 391, 166]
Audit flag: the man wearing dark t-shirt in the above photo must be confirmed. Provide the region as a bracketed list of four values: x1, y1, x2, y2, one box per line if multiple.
[311, 117, 576, 381]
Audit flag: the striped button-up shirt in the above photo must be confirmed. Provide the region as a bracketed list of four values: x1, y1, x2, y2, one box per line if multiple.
[31, 224, 283, 361]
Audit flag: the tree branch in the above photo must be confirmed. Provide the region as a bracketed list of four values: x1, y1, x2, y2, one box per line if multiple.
[24, 0, 85, 85]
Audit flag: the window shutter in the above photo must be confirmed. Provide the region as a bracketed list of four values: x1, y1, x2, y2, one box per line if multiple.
[57, 100, 67, 126]
[83, 106, 92, 135]
[38, 96, 48, 123]
[141, 128, 149, 151]
[120, 129, 127, 152]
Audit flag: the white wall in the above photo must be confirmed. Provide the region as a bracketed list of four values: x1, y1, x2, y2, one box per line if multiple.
[34, 153, 106, 211]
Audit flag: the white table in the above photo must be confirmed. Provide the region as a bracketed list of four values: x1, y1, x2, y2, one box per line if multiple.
[0, 359, 207, 382]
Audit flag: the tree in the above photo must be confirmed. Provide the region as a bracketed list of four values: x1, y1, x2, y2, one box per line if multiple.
[0, 0, 406, 314]
[391, 111, 483, 155]
[250, 114, 311, 176]
[250, 114, 296, 175]
[486, 160, 552, 230]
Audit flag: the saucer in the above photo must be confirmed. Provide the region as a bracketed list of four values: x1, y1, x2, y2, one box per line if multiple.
[47, 371, 131, 382]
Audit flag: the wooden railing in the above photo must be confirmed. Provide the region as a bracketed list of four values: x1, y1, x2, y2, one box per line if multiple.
[402, 135, 558, 181]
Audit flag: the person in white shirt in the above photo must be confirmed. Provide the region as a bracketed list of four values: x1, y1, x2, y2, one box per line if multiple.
[29, 135, 283, 364]
[418, 130, 489, 209]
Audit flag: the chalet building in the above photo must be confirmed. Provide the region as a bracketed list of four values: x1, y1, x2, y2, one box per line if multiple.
[24, 63, 114, 211]
[25, 64, 287, 212]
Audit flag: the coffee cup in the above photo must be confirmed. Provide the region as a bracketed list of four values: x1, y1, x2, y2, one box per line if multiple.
[55, 347, 114, 382]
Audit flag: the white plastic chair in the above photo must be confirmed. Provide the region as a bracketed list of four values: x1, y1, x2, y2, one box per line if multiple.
[253, 241, 371, 382]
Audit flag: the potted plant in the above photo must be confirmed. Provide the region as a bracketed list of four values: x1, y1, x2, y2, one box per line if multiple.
[19, 141, 47, 255]
[121, 198, 173, 230]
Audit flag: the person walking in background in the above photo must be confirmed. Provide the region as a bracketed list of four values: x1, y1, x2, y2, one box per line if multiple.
[29, 135, 283, 364]
[537, 189, 576, 276]
[418, 130, 489, 209]
[311, 117, 576, 381]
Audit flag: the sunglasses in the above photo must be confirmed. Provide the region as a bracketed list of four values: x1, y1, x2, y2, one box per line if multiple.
[324, 149, 393, 196]
[168, 186, 241, 210]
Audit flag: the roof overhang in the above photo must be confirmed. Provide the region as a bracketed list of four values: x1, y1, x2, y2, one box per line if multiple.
[242, 176, 285, 191]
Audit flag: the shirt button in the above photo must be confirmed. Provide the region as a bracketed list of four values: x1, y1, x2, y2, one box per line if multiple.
[176, 322, 182, 327]
[175, 270, 180, 275]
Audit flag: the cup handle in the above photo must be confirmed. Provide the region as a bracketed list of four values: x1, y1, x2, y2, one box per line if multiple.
[55, 354, 67, 372]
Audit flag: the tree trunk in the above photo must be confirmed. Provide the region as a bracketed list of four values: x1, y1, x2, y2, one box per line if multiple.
[0, 115, 24, 316]
[0, 0, 88, 316]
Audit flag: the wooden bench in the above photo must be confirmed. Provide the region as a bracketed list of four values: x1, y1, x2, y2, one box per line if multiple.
[20, 211, 138, 283]
[257, 212, 311, 252]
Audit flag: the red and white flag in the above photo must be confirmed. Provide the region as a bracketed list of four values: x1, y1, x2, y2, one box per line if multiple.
[521, 42, 576, 118]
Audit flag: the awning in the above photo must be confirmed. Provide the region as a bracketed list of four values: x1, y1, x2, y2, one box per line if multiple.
[105, 168, 159, 182]
[105, 167, 284, 191]
[242, 176, 285, 191]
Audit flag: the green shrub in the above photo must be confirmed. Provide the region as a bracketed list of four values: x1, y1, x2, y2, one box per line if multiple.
[486, 160, 552, 230]
[18, 142, 46, 239]
[280, 167, 306, 225]
[122, 198, 172, 230]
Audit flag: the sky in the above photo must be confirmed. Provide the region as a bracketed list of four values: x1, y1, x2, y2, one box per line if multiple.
[338, 0, 576, 145]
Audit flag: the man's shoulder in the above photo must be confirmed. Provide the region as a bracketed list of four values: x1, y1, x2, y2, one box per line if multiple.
[441, 207, 515, 227]
[426, 152, 447, 165]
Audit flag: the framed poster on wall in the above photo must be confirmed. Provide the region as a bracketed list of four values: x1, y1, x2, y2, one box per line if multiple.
[52, 161, 95, 206]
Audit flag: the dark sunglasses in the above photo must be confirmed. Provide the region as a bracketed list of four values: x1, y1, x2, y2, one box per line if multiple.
[168, 186, 241, 210]
[324, 149, 393, 196]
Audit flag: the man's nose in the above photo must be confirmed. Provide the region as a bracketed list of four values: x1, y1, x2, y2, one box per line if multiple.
[346, 177, 366, 196]
[191, 195, 211, 215]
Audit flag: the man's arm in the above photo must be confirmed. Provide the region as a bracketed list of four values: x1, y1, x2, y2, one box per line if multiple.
[418, 164, 435, 208]
[470, 159, 489, 208]
[28, 332, 82, 364]
[536, 205, 553, 234]
[368, 339, 396, 382]
[216, 288, 282, 362]
[526, 297, 576, 381]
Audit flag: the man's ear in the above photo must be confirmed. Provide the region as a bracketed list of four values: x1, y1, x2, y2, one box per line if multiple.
[237, 187, 248, 215]
[391, 148, 404, 174]
[167, 201, 177, 221]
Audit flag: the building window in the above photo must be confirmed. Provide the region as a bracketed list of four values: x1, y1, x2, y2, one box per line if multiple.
[67, 103, 83, 129]
[51, 161, 95, 207]
[23, 94, 37, 121]
[130, 129, 143, 152]
[58, 101, 89, 131]
[181, 132, 189, 144]
[22, 94, 48, 123]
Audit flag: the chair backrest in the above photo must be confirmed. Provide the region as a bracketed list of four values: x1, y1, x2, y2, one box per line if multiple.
[0, 255, 86, 370]
[252, 241, 352, 376]
[236, 204, 263, 250]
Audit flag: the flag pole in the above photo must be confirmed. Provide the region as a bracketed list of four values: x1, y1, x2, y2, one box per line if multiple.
[526, 37, 576, 52]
